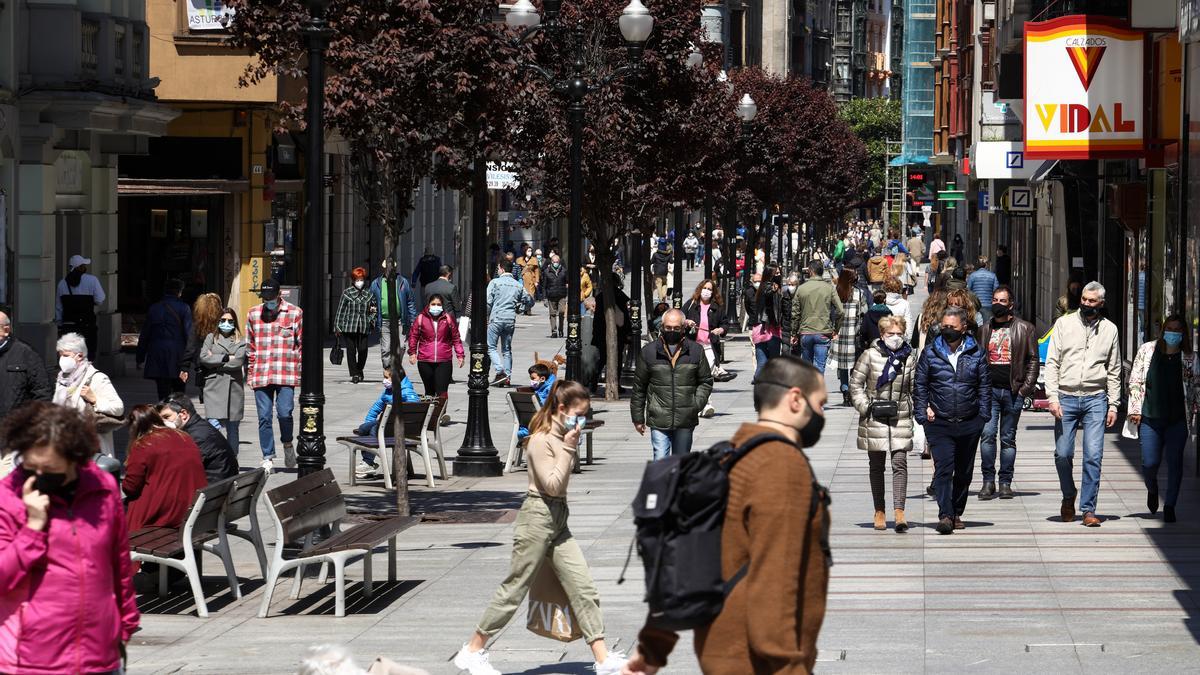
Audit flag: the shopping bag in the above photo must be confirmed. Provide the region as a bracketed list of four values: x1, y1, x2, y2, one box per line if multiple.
[526, 562, 583, 642]
[1121, 417, 1140, 440]
[458, 316, 471, 345]
[329, 337, 344, 366]
[912, 418, 926, 452]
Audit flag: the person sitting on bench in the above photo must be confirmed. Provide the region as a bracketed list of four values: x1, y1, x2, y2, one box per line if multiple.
[353, 365, 420, 479]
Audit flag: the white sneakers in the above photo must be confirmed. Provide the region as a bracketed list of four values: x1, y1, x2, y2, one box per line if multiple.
[260, 457, 274, 475]
[355, 461, 379, 479]
[700, 403, 716, 418]
[594, 651, 628, 675]
[453, 644, 501, 675]
[283, 442, 297, 469]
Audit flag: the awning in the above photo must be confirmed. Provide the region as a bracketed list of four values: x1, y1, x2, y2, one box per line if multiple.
[1030, 160, 1061, 183]
[117, 178, 247, 197]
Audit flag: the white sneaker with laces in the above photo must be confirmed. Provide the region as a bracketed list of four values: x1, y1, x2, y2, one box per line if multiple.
[453, 644, 500, 675]
[260, 458, 274, 475]
[355, 461, 379, 478]
[594, 651, 628, 675]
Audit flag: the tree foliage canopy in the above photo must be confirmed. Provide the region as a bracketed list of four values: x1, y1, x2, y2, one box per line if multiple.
[838, 96, 901, 206]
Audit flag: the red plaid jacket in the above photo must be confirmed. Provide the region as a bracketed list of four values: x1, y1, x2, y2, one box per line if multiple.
[246, 300, 303, 389]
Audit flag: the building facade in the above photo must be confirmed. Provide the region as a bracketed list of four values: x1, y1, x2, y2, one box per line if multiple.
[0, 0, 177, 362]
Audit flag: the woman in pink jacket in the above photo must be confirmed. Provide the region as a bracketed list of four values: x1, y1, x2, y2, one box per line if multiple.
[0, 402, 139, 674]
[408, 294, 465, 416]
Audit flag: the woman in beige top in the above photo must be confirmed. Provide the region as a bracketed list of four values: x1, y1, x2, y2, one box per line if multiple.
[454, 380, 627, 675]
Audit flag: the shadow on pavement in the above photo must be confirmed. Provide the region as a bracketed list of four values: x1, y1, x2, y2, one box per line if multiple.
[136, 578, 266, 616]
[277, 579, 424, 616]
[510, 663, 596, 675]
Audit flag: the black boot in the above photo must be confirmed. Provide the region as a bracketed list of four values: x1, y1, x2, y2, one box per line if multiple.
[978, 482, 996, 500]
[998, 483, 1014, 499]
[1148, 490, 1160, 515]
[1165, 505, 1177, 523]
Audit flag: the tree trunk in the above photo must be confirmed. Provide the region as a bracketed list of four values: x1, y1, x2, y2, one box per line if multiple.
[596, 247, 622, 401]
[383, 230, 409, 517]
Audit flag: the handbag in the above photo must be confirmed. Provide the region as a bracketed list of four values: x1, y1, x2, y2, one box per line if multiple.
[526, 561, 583, 642]
[329, 336, 345, 366]
[868, 399, 899, 420]
[1121, 417, 1140, 440]
[81, 373, 125, 433]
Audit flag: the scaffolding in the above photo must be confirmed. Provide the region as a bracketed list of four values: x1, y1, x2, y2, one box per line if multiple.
[883, 139, 904, 228]
[891, 0, 934, 166]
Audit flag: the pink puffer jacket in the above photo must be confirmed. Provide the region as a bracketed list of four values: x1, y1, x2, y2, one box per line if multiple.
[0, 463, 139, 674]
[408, 311, 465, 363]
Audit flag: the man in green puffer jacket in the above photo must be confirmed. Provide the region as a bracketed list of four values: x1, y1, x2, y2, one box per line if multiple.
[632, 309, 713, 460]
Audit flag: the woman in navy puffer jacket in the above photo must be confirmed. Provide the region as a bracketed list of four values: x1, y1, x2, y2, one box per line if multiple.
[914, 306, 992, 536]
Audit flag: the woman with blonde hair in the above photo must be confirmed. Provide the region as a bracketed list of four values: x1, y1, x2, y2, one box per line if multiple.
[455, 381, 627, 675]
[850, 314, 917, 532]
[179, 292, 223, 401]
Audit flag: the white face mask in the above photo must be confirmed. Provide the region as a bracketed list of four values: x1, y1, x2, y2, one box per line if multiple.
[700, 289, 713, 300]
[354, 280, 365, 289]
[163, 419, 178, 429]
[59, 356, 80, 374]
[429, 305, 444, 317]
[883, 335, 905, 351]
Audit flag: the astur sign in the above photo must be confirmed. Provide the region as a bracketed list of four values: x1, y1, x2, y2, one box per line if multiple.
[1023, 15, 1145, 159]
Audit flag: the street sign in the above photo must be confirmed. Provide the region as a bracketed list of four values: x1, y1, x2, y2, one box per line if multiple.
[979, 190, 990, 211]
[1005, 187, 1034, 211]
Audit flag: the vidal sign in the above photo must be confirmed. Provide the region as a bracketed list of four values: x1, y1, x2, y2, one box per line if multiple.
[1023, 16, 1145, 159]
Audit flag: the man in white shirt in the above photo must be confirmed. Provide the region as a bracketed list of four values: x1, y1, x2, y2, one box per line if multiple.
[56, 254, 106, 358]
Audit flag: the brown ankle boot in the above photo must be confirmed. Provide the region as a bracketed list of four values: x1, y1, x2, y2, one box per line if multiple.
[894, 508, 908, 533]
[873, 510, 887, 530]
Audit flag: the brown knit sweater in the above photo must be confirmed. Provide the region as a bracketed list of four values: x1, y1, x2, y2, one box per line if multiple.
[636, 423, 830, 674]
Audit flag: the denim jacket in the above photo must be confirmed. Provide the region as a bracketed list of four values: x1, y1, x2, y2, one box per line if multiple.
[486, 274, 532, 325]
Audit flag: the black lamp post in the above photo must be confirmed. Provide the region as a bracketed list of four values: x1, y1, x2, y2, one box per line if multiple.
[621, 227, 644, 385]
[672, 205, 684, 308]
[296, 0, 331, 478]
[454, 160, 501, 477]
[505, 0, 654, 381]
[728, 93, 756, 328]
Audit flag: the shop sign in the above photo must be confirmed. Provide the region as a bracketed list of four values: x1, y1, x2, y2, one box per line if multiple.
[1024, 16, 1145, 159]
[486, 161, 519, 191]
[975, 142, 1049, 179]
[188, 0, 234, 31]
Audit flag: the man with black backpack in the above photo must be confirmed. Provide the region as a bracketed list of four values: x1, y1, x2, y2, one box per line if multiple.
[624, 355, 831, 675]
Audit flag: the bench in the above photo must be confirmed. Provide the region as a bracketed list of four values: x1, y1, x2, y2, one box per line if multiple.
[504, 391, 603, 473]
[128, 468, 267, 617]
[257, 468, 419, 618]
[335, 398, 447, 489]
[504, 391, 540, 473]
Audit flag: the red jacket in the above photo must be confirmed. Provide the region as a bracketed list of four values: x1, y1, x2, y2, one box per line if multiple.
[122, 428, 208, 533]
[408, 311, 464, 363]
[0, 463, 139, 674]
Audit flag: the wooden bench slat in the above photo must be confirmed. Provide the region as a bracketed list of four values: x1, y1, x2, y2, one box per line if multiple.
[281, 501, 347, 543]
[266, 468, 336, 503]
[272, 482, 343, 520]
[308, 516, 419, 554]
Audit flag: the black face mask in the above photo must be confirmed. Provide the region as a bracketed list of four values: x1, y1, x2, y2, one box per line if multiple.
[991, 303, 1012, 319]
[32, 471, 70, 498]
[800, 409, 825, 447]
[940, 326, 964, 343]
[1079, 305, 1101, 319]
[661, 330, 684, 346]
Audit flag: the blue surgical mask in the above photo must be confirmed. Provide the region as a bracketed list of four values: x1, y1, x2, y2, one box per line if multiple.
[563, 414, 586, 431]
[1164, 331, 1184, 348]
[218, 320, 235, 334]
[429, 305, 444, 317]
[264, 299, 279, 311]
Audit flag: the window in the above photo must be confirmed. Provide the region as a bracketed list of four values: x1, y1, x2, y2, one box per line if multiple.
[82, 19, 100, 75]
[114, 24, 126, 75]
[133, 29, 145, 78]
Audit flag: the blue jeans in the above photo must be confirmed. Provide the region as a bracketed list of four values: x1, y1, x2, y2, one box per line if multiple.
[799, 334, 831, 374]
[1054, 393, 1108, 514]
[754, 336, 782, 378]
[254, 385, 294, 460]
[487, 321, 515, 376]
[650, 427, 695, 461]
[1140, 417, 1187, 508]
[208, 418, 241, 452]
[980, 387, 1022, 484]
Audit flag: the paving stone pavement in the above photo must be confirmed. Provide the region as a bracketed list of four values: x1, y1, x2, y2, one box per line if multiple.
[114, 266, 1200, 674]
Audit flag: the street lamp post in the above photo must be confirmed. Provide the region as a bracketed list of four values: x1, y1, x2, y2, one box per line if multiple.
[672, 205, 684, 308]
[297, 0, 331, 478]
[621, 227, 644, 385]
[727, 93, 756, 329]
[506, 0, 654, 382]
[454, 160, 502, 477]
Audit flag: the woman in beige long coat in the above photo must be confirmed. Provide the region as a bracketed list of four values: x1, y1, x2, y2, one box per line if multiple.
[849, 315, 917, 533]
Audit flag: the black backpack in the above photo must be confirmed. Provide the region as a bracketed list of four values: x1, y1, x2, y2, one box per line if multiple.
[618, 434, 832, 632]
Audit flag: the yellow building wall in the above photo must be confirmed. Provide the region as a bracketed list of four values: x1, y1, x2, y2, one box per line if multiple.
[145, 0, 280, 318]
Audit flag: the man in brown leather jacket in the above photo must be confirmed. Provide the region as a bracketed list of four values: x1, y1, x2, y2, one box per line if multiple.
[977, 285, 1040, 499]
[623, 356, 830, 675]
